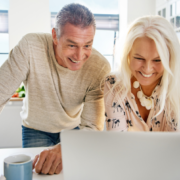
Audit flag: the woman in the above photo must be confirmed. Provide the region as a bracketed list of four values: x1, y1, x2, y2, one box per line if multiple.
[104, 15, 180, 132]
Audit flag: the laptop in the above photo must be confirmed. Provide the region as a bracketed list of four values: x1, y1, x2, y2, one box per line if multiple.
[61, 130, 180, 180]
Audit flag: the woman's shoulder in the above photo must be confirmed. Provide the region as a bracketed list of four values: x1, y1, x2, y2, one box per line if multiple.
[105, 74, 124, 92]
[105, 75, 117, 87]
[104, 73, 126, 103]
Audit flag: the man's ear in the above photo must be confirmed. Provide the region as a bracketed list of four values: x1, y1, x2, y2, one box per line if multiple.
[52, 28, 58, 45]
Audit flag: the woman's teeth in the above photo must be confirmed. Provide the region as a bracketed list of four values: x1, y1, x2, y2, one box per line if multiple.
[69, 58, 80, 64]
[140, 72, 153, 77]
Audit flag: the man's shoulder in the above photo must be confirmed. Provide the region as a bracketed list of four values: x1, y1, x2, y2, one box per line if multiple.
[21, 33, 52, 44]
[90, 48, 109, 64]
[86, 48, 111, 72]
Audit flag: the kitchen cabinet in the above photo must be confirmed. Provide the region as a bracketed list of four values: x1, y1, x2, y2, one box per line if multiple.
[0, 100, 23, 148]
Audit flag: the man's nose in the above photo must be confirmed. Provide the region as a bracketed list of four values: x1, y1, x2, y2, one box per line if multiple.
[74, 48, 85, 61]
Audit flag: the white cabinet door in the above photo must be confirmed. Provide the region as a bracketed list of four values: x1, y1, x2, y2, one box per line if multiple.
[0, 101, 23, 148]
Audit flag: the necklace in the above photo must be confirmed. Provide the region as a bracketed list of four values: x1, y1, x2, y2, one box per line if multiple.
[133, 81, 154, 110]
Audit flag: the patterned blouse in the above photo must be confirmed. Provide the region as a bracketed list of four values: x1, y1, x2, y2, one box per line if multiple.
[104, 75, 177, 132]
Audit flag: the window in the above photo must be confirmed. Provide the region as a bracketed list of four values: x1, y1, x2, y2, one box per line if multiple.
[93, 30, 117, 69]
[169, 1, 180, 41]
[0, 33, 9, 67]
[158, 8, 166, 18]
[0, 10, 8, 33]
[0, 10, 9, 66]
[51, 13, 119, 31]
[176, 30, 180, 40]
[170, 18, 175, 28]
[176, 16, 180, 28]
[0, 0, 9, 66]
[162, 8, 166, 18]
[94, 14, 119, 31]
[177, 1, 180, 14]
[170, 3, 176, 16]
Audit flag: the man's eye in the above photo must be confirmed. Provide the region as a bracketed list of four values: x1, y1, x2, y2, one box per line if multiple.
[69, 45, 74, 47]
[85, 45, 91, 48]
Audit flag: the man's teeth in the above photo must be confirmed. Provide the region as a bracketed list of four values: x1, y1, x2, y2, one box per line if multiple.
[69, 58, 80, 63]
[140, 72, 153, 77]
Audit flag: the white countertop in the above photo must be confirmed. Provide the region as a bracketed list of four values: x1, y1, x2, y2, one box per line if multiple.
[0, 147, 64, 180]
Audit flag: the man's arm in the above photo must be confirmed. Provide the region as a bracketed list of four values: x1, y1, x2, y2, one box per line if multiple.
[0, 35, 30, 110]
[32, 64, 111, 175]
[80, 63, 111, 131]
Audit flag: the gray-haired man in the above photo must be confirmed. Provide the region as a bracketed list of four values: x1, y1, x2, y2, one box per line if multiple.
[0, 3, 111, 174]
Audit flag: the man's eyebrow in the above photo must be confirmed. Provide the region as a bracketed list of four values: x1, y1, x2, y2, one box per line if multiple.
[86, 40, 93, 44]
[134, 53, 160, 59]
[66, 39, 77, 44]
[66, 39, 93, 44]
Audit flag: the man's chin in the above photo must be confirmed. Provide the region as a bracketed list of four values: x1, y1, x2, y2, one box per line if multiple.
[67, 65, 82, 71]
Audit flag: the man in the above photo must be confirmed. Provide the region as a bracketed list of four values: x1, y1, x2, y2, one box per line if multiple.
[0, 3, 111, 174]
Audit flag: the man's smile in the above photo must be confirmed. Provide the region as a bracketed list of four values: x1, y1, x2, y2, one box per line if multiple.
[68, 58, 80, 64]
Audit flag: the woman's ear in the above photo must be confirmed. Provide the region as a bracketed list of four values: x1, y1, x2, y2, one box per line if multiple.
[52, 28, 58, 45]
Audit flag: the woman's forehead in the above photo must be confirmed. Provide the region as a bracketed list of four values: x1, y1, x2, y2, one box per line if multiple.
[130, 37, 159, 58]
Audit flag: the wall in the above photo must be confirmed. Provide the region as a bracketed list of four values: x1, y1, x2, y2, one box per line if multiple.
[127, 0, 156, 24]
[119, 0, 156, 35]
[9, 0, 51, 51]
[0, 101, 23, 148]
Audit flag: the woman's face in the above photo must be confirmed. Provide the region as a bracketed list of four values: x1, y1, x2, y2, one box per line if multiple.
[129, 36, 164, 87]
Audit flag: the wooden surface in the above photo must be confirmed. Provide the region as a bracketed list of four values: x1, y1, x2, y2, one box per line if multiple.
[10, 98, 24, 101]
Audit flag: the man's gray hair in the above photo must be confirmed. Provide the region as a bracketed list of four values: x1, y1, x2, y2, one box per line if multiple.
[55, 3, 96, 38]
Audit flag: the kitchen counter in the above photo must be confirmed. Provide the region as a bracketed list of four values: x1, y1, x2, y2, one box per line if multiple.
[10, 98, 24, 101]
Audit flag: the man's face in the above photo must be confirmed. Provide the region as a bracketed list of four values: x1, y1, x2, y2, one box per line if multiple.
[52, 23, 95, 71]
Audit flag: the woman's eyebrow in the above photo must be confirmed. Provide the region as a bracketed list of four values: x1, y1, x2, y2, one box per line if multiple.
[134, 53, 144, 57]
[134, 54, 160, 59]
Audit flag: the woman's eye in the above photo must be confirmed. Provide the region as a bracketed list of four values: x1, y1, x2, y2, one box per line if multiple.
[69, 45, 74, 47]
[154, 59, 161, 62]
[134, 57, 144, 60]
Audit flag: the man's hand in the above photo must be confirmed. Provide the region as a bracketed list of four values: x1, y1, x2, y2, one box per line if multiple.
[33, 144, 62, 175]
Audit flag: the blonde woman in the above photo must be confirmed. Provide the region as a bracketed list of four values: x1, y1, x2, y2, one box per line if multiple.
[104, 15, 180, 132]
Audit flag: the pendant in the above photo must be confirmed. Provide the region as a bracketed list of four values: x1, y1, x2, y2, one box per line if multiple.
[133, 81, 154, 110]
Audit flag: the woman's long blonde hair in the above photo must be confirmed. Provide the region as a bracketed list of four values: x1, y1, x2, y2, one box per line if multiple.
[113, 15, 180, 127]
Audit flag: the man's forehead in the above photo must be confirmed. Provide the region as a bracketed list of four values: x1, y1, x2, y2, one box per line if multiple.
[59, 23, 95, 44]
[60, 23, 95, 37]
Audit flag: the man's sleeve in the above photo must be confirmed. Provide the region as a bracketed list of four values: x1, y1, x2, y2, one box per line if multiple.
[80, 63, 111, 131]
[0, 36, 30, 112]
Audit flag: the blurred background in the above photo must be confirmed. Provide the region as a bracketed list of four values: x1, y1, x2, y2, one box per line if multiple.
[0, 0, 180, 148]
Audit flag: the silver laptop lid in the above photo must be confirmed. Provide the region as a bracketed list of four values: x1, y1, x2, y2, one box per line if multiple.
[61, 130, 180, 180]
